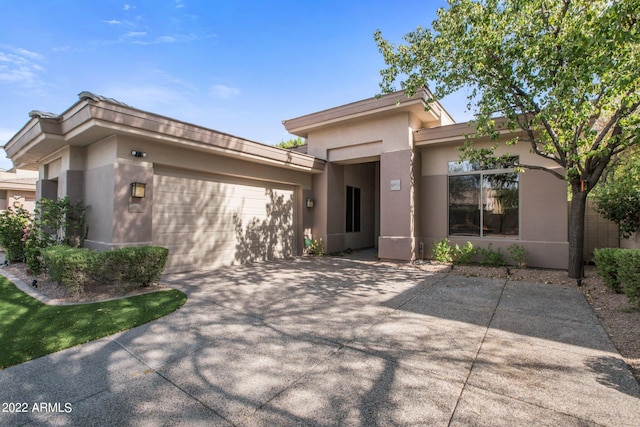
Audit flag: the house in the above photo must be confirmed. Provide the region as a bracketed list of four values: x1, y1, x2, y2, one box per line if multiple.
[4, 89, 569, 272]
[283, 88, 568, 269]
[0, 169, 38, 212]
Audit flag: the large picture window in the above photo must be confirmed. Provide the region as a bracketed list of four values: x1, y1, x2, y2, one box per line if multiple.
[448, 158, 519, 237]
[346, 185, 361, 233]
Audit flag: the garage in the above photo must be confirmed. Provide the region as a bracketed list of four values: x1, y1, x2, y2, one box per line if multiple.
[153, 167, 296, 273]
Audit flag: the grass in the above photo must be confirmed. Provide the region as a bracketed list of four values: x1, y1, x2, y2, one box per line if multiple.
[0, 276, 187, 369]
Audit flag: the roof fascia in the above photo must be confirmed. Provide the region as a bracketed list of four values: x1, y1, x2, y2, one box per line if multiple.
[282, 88, 453, 137]
[6, 94, 326, 174]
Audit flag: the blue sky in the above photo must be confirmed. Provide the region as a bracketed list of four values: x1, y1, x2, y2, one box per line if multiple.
[0, 0, 473, 170]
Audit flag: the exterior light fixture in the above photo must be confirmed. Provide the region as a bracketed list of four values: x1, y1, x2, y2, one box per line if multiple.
[131, 150, 147, 158]
[130, 182, 146, 198]
[306, 198, 314, 208]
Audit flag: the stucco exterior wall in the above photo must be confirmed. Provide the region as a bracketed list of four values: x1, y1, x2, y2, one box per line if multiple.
[306, 114, 414, 160]
[418, 140, 569, 269]
[304, 112, 422, 259]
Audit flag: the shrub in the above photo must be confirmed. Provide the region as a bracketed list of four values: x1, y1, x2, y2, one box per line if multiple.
[93, 246, 169, 289]
[617, 249, 640, 306]
[477, 243, 506, 267]
[305, 237, 325, 256]
[431, 238, 454, 263]
[41, 246, 95, 295]
[593, 247, 623, 293]
[24, 197, 90, 275]
[0, 206, 31, 262]
[452, 241, 476, 265]
[41, 245, 168, 294]
[507, 243, 528, 268]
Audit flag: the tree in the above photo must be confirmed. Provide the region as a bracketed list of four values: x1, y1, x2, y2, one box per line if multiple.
[276, 137, 305, 149]
[375, 0, 640, 278]
[592, 151, 640, 239]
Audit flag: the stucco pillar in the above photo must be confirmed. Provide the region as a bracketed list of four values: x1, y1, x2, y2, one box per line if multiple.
[378, 148, 418, 260]
[112, 161, 154, 245]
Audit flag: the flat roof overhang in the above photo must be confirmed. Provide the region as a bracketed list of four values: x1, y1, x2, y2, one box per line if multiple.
[5, 92, 326, 174]
[413, 117, 527, 146]
[283, 88, 455, 138]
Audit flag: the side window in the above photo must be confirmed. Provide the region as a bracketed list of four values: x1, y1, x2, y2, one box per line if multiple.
[346, 185, 361, 233]
[448, 158, 519, 238]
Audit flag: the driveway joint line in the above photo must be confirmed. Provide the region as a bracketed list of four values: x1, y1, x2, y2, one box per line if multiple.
[111, 339, 237, 426]
[447, 277, 508, 427]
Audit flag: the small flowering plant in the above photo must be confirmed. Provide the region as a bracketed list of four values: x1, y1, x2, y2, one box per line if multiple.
[304, 236, 325, 256]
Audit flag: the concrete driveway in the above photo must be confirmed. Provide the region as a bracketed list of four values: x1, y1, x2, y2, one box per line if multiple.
[1, 256, 640, 426]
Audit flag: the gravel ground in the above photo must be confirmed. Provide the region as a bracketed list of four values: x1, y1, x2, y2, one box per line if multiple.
[4, 260, 639, 383]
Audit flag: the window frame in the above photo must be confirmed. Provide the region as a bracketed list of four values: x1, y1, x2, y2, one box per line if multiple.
[447, 158, 520, 238]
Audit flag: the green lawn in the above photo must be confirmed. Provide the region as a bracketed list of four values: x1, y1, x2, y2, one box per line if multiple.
[0, 276, 187, 369]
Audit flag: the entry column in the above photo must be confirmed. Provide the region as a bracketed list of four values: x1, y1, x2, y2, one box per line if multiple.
[378, 148, 419, 261]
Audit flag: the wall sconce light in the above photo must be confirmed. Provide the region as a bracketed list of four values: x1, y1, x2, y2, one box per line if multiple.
[131, 150, 147, 158]
[130, 182, 146, 198]
[306, 198, 314, 208]
[12, 195, 22, 208]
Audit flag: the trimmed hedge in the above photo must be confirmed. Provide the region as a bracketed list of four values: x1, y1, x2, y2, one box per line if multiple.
[617, 249, 640, 306]
[593, 247, 623, 293]
[41, 246, 95, 295]
[93, 246, 169, 289]
[593, 247, 640, 306]
[41, 245, 169, 294]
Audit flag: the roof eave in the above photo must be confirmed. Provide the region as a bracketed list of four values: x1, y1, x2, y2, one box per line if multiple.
[5, 93, 326, 174]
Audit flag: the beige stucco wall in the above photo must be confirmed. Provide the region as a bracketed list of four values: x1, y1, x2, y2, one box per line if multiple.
[305, 112, 423, 259]
[46, 134, 314, 254]
[306, 113, 415, 160]
[418, 140, 569, 269]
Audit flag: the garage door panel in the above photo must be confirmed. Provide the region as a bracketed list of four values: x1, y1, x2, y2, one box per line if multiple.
[153, 171, 295, 273]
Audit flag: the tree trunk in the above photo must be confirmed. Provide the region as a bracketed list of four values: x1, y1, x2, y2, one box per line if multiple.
[568, 185, 588, 279]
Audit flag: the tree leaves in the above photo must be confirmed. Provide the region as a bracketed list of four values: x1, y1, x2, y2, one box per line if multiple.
[375, 0, 639, 191]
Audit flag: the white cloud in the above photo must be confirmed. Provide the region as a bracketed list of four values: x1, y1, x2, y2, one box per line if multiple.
[210, 84, 240, 99]
[103, 19, 122, 25]
[123, 4, 133, 11]
[124, 31, 147, 37]
[175, 0, 185, 8]
[0, 47, 46, 88]
[12, 48, 44, 62]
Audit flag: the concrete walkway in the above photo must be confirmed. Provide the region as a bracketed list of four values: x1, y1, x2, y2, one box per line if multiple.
[1, 256, 639, 426]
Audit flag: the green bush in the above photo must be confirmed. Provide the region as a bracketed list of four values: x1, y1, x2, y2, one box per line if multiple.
[24, 197, 90, 275]
[453, 241, 476, 265]
[477, 243, 506, 267]
[507, 243, 528, 268]
[616, 249, 640, 306]
[42, 245, 168, 294]
[0, 206, 31, 262]
[593, 247, 623, 293]
[41, 246, 95, 295]
[431, 238, 454, 263]
[93, 246, 169, 289]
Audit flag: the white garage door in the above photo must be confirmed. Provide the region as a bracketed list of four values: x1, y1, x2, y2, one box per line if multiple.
[153, 168, 296, 273]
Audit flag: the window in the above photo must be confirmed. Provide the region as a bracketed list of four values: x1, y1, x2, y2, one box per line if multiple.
[346, 185, 361, 233]
[448, 158, 519, 237]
